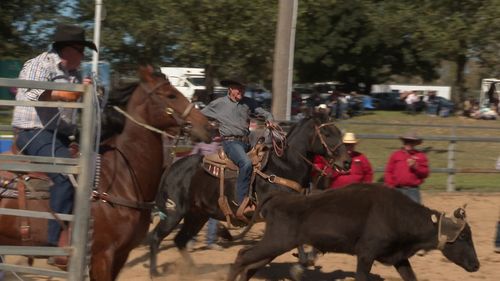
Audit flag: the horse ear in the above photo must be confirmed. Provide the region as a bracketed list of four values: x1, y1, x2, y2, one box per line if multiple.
[138, 65, 155, 83]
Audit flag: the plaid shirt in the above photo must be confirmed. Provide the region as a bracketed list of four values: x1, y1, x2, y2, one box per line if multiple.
[11, 50, 81, 136]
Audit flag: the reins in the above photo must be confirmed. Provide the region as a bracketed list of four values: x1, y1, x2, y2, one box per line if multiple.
[99, 80, 195, 210]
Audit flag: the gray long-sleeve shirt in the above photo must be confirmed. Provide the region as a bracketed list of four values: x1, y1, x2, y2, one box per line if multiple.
[201, 95, 273, 137]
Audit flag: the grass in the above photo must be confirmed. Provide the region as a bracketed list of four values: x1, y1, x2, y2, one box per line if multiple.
[337, 111, 500, 192]
[2, 108, 500, 192]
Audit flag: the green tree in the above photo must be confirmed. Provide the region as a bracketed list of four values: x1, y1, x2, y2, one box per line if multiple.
[294, 0, 440, 93]
[0, 1, 74, 59]
[77, 0, 277, 88]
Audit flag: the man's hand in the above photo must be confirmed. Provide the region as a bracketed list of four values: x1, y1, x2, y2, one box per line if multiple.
[265, 120, 275, 128]
[407, 157, 416, 167]
[83, 77, 92, 85]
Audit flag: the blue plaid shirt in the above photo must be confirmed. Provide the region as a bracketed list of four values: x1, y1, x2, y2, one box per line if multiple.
[11, 50, 81, 136]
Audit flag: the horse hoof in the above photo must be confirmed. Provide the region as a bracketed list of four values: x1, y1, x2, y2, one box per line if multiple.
[290, 264, 304, 281]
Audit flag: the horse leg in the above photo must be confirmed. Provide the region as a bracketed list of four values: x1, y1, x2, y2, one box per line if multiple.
[149, 211, 183, 276]
[89, 249, 115, 281]
[111, 251, 131, 281]
[173, 211, 208, 265]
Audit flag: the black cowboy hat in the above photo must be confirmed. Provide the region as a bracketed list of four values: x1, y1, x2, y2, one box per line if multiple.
[399, 131, 423, 145]
[220, 77, 246, 87]
[53, 24, 97, 52]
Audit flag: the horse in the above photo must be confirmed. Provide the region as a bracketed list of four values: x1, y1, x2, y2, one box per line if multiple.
[148, 116, 351, 276]
[0, 66, 212, 281]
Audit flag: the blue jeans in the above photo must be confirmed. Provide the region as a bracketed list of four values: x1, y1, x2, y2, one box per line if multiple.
[16, 129, 74, 246]
[206, 218, 218, 245]
[222, 140, 251, 204]
[396, 187, 421, 204]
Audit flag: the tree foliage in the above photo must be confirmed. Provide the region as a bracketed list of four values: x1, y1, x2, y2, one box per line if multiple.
[2, 0, 500, 101]
[0, 1, 74, 58]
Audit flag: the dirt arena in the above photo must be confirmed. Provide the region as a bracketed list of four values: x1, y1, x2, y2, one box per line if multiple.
[2, 192, 500, 281]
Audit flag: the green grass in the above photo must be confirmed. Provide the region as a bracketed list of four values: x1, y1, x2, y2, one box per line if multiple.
[2, 108, 500, 191]
[338, 111, 500, 192]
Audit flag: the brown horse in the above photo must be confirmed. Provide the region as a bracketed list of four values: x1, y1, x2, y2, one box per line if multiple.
[0, 66, 212, 281]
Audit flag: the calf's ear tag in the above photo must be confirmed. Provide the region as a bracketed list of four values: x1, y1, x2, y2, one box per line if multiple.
[431, 214, 438, 223]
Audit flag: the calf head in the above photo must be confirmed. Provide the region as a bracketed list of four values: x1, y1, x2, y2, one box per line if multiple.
[437, 207, 480, 272]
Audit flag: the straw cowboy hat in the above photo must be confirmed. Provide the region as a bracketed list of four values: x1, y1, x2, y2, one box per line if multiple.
[399, 131, 423, 145]
[53, 24, 97, 52]
[342, 132, 358, 144]
[220, 77, 246, 88]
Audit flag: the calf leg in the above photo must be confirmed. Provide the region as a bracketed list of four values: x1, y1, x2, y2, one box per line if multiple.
[355, 255, 375, 281]
[228, 238, 296, 281]
[394, 259, 417, 281]
[237, 257, 274, 281]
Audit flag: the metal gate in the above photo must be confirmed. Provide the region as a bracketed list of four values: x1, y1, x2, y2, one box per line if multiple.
[0, 77, 97, 280]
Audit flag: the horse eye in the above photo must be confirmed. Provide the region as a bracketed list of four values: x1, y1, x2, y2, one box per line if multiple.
[459, 233, 467, 240]
[167, 94, 176, 99]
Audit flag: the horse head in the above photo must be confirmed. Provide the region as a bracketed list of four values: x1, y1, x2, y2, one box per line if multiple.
[134, 65, 212, 143]
[309, 118, 351, 172]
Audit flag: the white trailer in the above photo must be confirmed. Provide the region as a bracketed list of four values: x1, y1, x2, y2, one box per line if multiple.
[479, 78, 500, 106]
[160, 67, 206, 101]
[371, 84, 451, 99]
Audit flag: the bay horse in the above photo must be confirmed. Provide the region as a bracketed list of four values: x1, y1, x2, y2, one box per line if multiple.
[0, 66, 212, 281]
[148, 116, 351, 276]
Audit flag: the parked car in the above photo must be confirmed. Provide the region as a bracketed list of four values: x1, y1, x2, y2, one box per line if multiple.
[371, 92, 406, 110]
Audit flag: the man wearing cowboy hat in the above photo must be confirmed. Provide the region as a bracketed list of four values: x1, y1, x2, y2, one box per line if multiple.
[201, 77, 274, 221]
[11, 23, 97, 250]
[384, 131, 429, 203]
[313, 132, 373, 189]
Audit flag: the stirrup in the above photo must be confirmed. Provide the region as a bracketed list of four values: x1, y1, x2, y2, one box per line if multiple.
[235, 197, 253, 223]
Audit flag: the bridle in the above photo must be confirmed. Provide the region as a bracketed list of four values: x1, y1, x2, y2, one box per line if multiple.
[94, 79, 197, 210]
[313, 122, 344, 160]
[114, 79, 196, 140]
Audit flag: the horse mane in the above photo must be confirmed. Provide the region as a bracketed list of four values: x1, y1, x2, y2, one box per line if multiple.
[100, 82, 139, 140]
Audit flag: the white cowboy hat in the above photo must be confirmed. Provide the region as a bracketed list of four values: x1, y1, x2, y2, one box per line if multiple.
[342, 132, 358, 144]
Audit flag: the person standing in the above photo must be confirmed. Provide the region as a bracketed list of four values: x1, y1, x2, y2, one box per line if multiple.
[201, 78, 274, 220]
[384, 132, 429, 203]
[11, 24, 97, 247]
[313, 132, 373, 189]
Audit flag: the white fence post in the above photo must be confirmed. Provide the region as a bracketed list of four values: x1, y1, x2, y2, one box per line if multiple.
[447, 139, 456, 192]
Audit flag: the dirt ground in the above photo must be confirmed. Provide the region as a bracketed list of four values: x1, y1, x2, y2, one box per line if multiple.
[2, 192, 500, 281]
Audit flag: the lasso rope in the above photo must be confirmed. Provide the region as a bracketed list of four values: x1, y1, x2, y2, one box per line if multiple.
[112, 106, 177, 139]
[267, 122, 287, 157]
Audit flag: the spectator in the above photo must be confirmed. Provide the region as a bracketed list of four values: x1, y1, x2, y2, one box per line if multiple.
[11, 24, 97, 249]
[313, 132, 373, 189]
[190, 138, 224, 250]
[404, 91, 419, 115]
[384, 131, 429, 203]
[201, 77, 275, 221]
[495, 216, 500, 253]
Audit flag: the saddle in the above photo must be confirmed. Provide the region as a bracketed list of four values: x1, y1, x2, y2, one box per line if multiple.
[202, 143, 270, 226]
[0, 140, 74, 253]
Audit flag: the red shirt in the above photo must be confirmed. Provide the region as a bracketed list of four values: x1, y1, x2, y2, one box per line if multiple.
[313, 151, 373, 189]
[384, 148, 429, 188]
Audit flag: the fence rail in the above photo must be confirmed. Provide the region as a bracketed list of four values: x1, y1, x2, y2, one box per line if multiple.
[0, 78, 97, 280]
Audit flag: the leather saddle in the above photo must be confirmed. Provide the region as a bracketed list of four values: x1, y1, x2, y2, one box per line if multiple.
[202, 142, 270, 178]
[201, 142, 270, 227]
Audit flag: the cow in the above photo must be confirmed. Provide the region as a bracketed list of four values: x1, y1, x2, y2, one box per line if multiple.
[227, 184, 480, 281]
